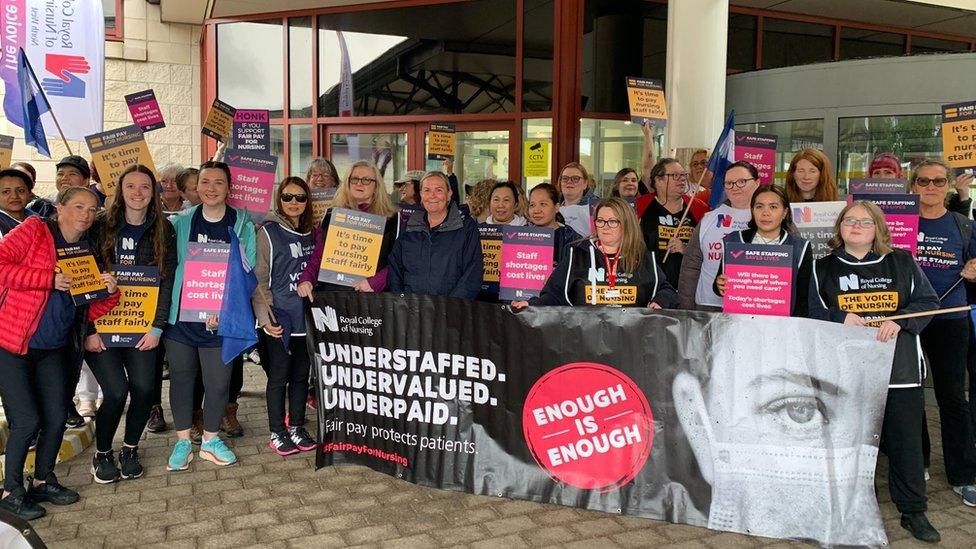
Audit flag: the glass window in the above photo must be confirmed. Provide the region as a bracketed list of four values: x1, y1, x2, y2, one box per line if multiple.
[911, 36, 971, 55]
[317, 0, 516, 116]
[523, 0, 554, 112]
[329, 133, 408, 194]
[289, 18, 313, 118]
[103, 0, 117, 30]
[735, 120, 825, 186]
[289, 125, 313, 178]
[424, 130, 511, 203]
[836, 115, 941, 190]
[522, 118, 553, 188]
[840, 28, 905, 61]
[761, 18, 834, 69]
[581, 1, 667, 113]
[728, 14, 757, 72]
[270, 125, 285, 181]
[579, 119, 645, 197]
[218, 20, 284, 118]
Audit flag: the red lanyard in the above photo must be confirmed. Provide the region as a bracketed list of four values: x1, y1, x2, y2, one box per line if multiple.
[597, 242, 619, 288]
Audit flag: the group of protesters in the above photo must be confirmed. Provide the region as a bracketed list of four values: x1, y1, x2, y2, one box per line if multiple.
[0, 139, 973, 544]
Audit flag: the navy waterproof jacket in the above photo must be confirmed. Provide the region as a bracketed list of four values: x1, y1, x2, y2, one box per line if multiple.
[388, 203, 484, 299]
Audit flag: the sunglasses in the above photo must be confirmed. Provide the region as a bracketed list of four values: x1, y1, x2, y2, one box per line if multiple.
[281, 193, 308, 203]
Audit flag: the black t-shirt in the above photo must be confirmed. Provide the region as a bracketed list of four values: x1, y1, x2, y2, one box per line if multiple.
[640, 198, 697, 287]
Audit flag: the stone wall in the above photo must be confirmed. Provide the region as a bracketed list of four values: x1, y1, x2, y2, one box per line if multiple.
[0, 0, 202, 197]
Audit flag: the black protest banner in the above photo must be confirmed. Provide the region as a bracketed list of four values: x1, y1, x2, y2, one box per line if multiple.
[308, 292, 895, 546]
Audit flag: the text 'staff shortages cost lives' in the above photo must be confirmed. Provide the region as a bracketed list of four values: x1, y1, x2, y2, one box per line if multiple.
[308, 292, 896, 547]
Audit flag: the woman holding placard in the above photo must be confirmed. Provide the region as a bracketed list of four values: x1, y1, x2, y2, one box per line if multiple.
[512, 197, 676, 309]
[639, 158, 700, 288]
[0, 186, 119, 520]
[253, 176, 317, 456]
[712, 185, 812, 317]
[85, 164, 177, 484]
[785, 148, 838, 203]
[808, 200, 941, 543]
[527, 183, 582, 266]
[164, 161, 256, 472]
[297, 161, 398, 297]
[485, 181, 528, 226]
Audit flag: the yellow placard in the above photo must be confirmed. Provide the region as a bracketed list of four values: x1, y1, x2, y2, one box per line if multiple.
[56, 249, 106, 302]
[0, 134, 13, 169]
[427, 123, 456, 159]
[838, 291, 899, 314]
[523, 141, 549, 178]
[95, 286, 159, 334]
[626, 77, 667, 124]
[310, 187, 336, 224]
[584, 285, 638, 305]
[942, 101, 976, 168]
[481, 238, 501, 283]
[320, 220, 383, 278]
[86, 125, 157, 197]
[202, 99, 236, 142]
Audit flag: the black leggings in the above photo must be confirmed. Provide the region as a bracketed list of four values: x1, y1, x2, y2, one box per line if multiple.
[882, 387, 927, 514]
[153, 346, 165, 406]
[164, 339, 231, 433]
[87, 347, 156, 452]
[0, 347, 68, 491]
[265, 336, 311, 433]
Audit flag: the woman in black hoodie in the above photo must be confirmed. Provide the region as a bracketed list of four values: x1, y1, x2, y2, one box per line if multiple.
[86, 164, 177, 484]
[513, 197, 676, 308]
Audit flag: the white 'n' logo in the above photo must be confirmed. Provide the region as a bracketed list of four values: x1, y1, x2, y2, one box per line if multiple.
[839, 274, 859, 292]
[289, 242, 302, 258]
[312, 306, 339, 332]
[122, 237, 135, 250]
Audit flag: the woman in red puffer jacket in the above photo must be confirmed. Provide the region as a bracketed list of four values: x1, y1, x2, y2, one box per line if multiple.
[0, 186, 119, 522]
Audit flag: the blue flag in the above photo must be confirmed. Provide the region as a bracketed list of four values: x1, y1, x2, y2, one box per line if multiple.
[707, 110, 737, 211]
[218, 229, 258, 365]
[17, 48, 50, 158]
[271, 305, 294, 353]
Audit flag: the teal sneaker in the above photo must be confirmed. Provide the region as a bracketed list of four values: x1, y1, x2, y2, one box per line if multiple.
[166, 439, 194, 471]
[200, 436, 237, 466]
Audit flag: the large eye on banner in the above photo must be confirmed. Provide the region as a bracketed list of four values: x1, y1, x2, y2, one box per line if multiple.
[522, 362, 653, 491]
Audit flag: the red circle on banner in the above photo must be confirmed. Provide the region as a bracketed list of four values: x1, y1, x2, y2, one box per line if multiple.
[522, 362, 653, 491]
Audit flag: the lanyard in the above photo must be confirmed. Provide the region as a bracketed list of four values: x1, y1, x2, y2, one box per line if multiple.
[597, 242, 620, 288]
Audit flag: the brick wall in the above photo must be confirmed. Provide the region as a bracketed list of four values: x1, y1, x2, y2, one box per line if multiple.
[0, 0, 201, 197]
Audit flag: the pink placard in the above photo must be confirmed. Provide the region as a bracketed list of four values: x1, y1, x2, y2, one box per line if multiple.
[722, 242, 793, 317]
[734, 132, 778, 185]
[225, 151, 278, 221]
[499, 226, 555, 301]
[124, 90, 165, 132]
[178, 243, 230, 322]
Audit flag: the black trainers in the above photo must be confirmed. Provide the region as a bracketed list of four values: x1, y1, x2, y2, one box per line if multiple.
[0, 487, 45, 521]
[91, 451, 120, 484]
[28, 479, 79, 506]
[146, 405, 167, 433]
[289, 426, 317, 452]
[65, 409, 85, 429]
[269, 431, 300, 456]
[119, 446, 144, 480]
[901, 512, 940, 543]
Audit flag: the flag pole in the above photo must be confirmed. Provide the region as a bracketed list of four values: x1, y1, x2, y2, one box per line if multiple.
[20, 48, 72, 155]
[864, 305, 973, 326]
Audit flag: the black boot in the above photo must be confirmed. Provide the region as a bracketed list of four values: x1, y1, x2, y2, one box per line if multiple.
[0, 487, 45, 521]
[901, 512, 940, 543]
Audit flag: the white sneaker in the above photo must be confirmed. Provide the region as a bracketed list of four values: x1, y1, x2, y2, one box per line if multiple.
[247, 349, 261, 365]
[77, 400, 96, 418]
[924, 468, 930, 482]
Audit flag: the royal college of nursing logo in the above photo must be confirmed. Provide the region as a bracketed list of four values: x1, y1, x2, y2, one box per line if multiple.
[41, 54, 92, 99]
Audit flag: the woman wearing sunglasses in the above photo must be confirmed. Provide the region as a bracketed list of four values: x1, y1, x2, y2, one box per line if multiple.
[909, 159, 976, 509]
[512, 197, 676, 309]
[252, 177, 317, 456]
[298, 161, 398, 297]
[809, 200, 940, 543]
